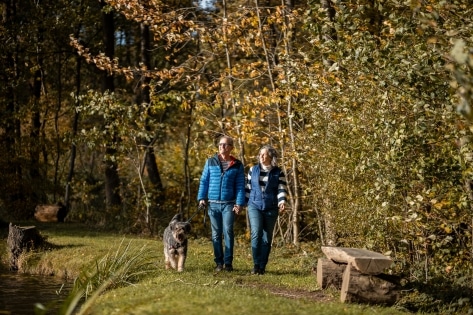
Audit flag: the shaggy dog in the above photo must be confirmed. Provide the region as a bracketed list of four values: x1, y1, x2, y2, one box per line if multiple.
[163, 213, 191, 272]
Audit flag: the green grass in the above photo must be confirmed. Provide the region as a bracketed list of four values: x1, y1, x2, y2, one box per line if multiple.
[0, 222, 410, 315]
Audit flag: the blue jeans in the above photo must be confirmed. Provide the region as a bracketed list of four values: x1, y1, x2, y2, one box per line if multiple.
[247, 205, 278, 270]
[208, 202, 235, 266]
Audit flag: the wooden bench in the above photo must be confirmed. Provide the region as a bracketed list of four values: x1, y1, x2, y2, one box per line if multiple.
[321, 246, 392, 274]
[317, 246, 399, 305]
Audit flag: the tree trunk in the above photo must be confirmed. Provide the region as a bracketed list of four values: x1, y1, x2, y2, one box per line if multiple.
[64, 6, 87, 210]
[340, 263, 399, 305]
[223, 0, 248, 231]
[319, 0, 338, 247]
[316, 258, 346, 289]
[101, 0, 122, 210]
[52, 55, 63, 203]
[65, 53, 82, 208]
[281, 0, 301, 245]
[2, 0, 24, 215]
[458, 137, 473, 271]
[138, 21, 164, 223]
[143, 143, 164, 212]
[30, 64, 43, 203]
[7, 223, 45, 270]
[183, 102, 194, 218]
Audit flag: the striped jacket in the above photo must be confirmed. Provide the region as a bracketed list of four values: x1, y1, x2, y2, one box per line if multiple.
[245, 164, 287, 210]
[197, 154, 246, 206]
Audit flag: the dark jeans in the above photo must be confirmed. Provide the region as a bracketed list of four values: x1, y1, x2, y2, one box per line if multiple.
[208, 202, 235, 266]
[247, 205, 278, 270]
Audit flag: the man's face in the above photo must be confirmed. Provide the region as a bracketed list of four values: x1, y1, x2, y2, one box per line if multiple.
[218, 139, 233, 155]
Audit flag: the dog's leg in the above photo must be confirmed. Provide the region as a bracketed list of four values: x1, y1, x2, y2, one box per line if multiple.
[164, 247, 171, 270]
[177, 250, 186, 272]
[177, 256, 186, 272]
[169, 253, 178, 270]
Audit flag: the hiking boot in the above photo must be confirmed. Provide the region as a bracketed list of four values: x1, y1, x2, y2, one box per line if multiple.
[251, 265, 261, 275]
[215, 264, 223, 272]
[224, 264, 233, 272]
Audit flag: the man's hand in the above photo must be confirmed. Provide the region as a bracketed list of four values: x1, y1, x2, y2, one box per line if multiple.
[233, 205, 241, 214]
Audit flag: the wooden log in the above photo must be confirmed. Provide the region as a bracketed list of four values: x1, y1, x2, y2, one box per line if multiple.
[7, 223, 45, 270]
[321, 246, 392, 275]
[340, 263, 399, 305]
[316, 258, 346, 289]
[34, 202, 67, 222]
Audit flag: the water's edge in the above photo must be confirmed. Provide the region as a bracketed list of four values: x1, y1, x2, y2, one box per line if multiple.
[0, 272, 73, 314]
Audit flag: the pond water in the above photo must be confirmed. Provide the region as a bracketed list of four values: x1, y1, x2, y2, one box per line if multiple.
[0, 272, 73, 315]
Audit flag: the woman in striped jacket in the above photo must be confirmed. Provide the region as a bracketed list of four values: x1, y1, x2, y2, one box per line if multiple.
[245, 145, 287, 275]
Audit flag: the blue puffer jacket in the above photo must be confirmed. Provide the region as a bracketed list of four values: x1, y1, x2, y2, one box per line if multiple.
[197, 154, 246, 206]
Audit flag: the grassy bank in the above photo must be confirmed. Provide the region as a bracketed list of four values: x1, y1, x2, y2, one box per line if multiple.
[0, 222, 409, 315]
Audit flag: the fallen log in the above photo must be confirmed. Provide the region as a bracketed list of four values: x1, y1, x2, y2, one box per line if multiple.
[7, 223, 45, 270]
[321, 246, 392, 275]
[340, 263, 399, 305]
[34, 202, 67, 222]
[316, 257, 346, 289]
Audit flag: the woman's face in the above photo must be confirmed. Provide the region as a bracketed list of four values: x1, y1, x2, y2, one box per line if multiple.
[259, 149, 272, 166]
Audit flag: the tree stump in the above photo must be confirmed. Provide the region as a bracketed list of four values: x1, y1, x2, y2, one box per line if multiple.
[316, 258, 346, 289]
[7, 223, 45, 270]
[34, 202, 68, 222]
[340, 263, 399, 305]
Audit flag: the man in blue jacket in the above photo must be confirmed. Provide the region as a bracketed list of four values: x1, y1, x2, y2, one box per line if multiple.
[198, 136, 246, 272]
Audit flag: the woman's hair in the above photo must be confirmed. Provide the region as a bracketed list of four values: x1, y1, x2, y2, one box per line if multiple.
[259, 145, 278, 167]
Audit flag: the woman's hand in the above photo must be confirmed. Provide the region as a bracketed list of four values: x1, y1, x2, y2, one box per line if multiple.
[278, 203, 285, 213]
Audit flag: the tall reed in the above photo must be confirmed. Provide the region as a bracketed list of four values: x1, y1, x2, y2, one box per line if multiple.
[35, 238, 157, 315]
